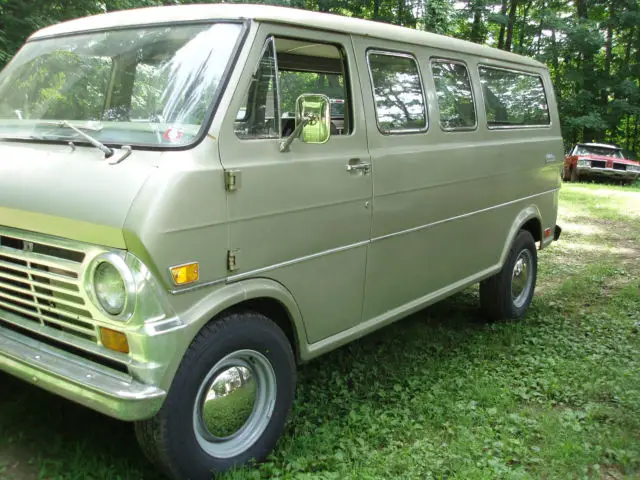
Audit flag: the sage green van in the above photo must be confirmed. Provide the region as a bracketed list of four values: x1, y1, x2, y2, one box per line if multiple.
[0, 4, 562, 479]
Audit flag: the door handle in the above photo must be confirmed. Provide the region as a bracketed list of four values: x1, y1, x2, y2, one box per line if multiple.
[345, 160, 371, 174]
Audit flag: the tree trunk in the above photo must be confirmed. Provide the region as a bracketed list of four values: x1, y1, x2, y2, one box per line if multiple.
[633, 116, 639, 155]
[550, 27, 560, 93]
[598, 1, 615, 143]
[504, 0, 518, 52]
[576, 0, 587, 19]
[536, 17, 544, 55]
[516, 1, 531, 54]
[397, 0, 404, 25]
[497, 0, 508, 50]
[470, 3, 483, 44]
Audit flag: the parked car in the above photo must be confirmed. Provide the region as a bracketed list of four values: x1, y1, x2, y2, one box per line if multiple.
[563, 142, 640, 184]
[0, 4, 563, 479]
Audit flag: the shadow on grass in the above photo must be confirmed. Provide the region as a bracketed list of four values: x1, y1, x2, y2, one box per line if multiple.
[0, 372, 164, 479]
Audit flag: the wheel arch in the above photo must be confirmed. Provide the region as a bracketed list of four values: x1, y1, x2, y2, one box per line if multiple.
[499, 206, 542, 268]
[180, 278, 308, 364]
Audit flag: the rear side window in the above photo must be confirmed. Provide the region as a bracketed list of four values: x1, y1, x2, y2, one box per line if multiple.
[431, 60, 476, 130]
[367, 51, 427, 134]
[479, 66, 550, 128]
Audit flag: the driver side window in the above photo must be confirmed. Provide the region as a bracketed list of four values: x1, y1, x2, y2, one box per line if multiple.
[234, 36, 351, 140]
[234, 39, 280, 139]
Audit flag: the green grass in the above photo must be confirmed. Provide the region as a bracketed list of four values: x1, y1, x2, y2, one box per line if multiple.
[1, 183, 639, 479]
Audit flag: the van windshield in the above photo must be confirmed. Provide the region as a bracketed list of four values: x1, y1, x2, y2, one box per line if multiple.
[574, 145, 623, 159]
[0, 22, 242, 148]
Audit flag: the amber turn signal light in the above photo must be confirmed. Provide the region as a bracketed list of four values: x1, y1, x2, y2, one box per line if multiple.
[99, 327, 130, 354]
[170, 262, 199, 285]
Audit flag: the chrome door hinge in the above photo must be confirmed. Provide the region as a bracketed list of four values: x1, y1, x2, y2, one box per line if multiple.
[224, 169, 241, 191]
[227, 249, 239, 272]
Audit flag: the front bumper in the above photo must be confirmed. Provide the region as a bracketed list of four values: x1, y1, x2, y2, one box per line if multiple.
[0, 325, 166, 421]
[577, 166, 640, 180]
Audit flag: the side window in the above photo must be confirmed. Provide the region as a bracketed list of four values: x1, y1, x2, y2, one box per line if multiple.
[431, 60, 476, 130]
[234, 38, 280, 139]
[479, 66, 550, 128]
[367, 51, 427, 134]
[235, 36, 352, 140]
[278, 70, 348, 135]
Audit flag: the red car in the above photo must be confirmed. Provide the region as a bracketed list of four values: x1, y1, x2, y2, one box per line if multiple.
[563, 143, 640, 184]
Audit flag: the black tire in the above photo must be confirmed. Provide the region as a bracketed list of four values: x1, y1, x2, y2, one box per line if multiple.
[135, 312, 296, 480]
[479, 230, 537, 321]
[562, 165, 571, 182]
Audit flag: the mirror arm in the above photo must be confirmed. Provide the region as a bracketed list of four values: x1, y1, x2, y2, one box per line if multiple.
[279, 114, 316, 153]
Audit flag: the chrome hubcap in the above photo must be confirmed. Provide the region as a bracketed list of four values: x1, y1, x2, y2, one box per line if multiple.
[193, 350, 276, 458]
[511, 249, 533, 308]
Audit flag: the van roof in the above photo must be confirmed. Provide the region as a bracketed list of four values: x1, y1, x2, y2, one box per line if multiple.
[29, 4, 545, 69]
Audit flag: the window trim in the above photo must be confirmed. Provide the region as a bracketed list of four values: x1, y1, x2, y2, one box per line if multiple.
[429, 57, 478, 132]
[477, 64, 551, 130]
[234, 36, 282, 141]
[235, 34, 354, 140]
[366, 49, 429, 135]
[9, 20, 249, 152]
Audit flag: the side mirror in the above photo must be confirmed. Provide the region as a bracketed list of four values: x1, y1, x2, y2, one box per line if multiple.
[279, 93, 331, 153]
[297, 94, 331, 144]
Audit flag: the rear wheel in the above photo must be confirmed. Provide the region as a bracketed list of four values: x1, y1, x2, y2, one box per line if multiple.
[135, 312, 296, 480]
[480, 230, 537, 321]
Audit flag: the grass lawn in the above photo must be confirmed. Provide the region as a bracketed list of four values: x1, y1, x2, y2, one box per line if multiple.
[1, 182, 639, 479]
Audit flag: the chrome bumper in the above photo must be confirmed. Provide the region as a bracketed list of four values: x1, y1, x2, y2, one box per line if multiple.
[577, 166, 640, 179]
[0, 325, 166, 421]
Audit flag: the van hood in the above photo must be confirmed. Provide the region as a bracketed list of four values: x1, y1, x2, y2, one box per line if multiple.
[0, 142, 155, 249]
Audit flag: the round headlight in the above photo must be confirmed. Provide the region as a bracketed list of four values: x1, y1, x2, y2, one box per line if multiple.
[94, 261, 127, 315]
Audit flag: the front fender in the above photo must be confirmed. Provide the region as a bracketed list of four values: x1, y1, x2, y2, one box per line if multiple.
[154, 278, 307, 394]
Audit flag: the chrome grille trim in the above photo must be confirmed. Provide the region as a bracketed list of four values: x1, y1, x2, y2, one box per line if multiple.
[0, 258, 79, 284]
[0, 306, 129, 365]
[0, 246, 81, 276]
[0, 226, 131, 373]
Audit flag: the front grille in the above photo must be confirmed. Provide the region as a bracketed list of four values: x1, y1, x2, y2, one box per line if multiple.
[0, 234, 95, 341]
[591, 160, 606, 169]
[0, 228, 130, 374]
[613, 163, 627, 171]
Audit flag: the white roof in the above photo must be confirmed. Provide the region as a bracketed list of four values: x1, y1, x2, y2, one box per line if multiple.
[29, 4, 544, 68]
[579, 143, 620, 150]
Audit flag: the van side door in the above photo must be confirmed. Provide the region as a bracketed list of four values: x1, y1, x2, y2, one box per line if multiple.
[217, 25, 373, 344]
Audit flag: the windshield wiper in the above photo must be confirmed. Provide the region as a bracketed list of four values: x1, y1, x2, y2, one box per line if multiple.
[34, 120, 113, 157]
[63, 121, 113, 157]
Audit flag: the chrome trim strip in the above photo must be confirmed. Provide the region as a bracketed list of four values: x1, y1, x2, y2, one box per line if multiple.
[169, 277, 226, 295]
[227, 239, 371, 282]
[169, 188, 558, 294]
[372, 187, 559, 243]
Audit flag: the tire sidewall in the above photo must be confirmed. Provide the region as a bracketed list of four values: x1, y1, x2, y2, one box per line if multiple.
[502, 231, 537, 318]
[160, 314, 295, 479]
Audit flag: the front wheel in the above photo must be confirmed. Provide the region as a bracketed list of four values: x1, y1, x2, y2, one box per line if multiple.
[135, 312, 296, 480]
[479, 230, 537, 321]
[570, 166, 579, 182]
